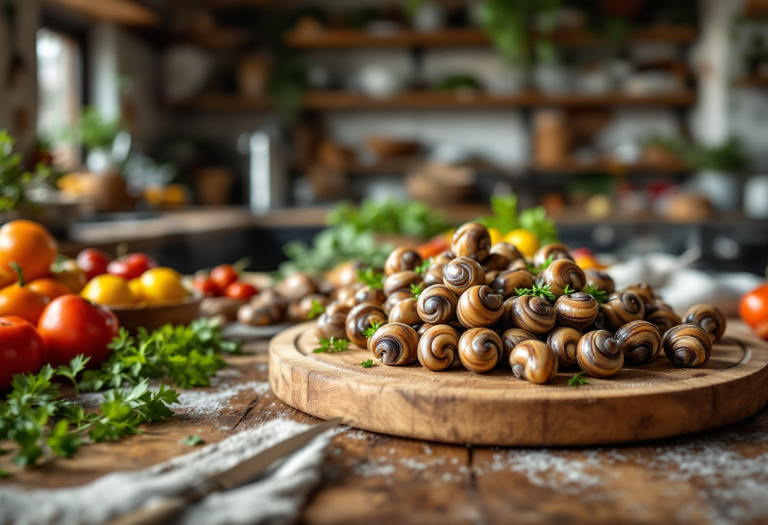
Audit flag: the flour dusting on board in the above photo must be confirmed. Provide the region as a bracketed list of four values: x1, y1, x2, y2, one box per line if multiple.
[177, 381, 270, 418]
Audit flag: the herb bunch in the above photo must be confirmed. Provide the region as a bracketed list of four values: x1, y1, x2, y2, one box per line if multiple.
[515, 283, 557, 301]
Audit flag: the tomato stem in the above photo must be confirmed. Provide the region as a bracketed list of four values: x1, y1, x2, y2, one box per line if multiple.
[9, 261, 24, 286]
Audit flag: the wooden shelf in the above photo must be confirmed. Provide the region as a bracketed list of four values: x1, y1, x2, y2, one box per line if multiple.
[44, 0, 159, 26]
[532, 160, 690, 175]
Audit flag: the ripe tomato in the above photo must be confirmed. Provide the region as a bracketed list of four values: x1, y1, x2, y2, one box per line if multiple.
[210, 264, 239, 291]
[139, 267, 188, 302]
[38, 295, 120, 368]
[127, 277, 145, 302]
[0, 220, 58, 283]
[107, 253, 158, 281]
[81, 274, 135, 306]
[225, 282, 259, 301]
[740, 284, 768, 330]
[28, 278, 71, 301]
[0, 282, 50, 325]
[502, 229, 540, 258]
[0, 316, 45, 389]
[193, 273, 221, 297]
[76, 248, 111, 281]
[52, 259, 88, 293]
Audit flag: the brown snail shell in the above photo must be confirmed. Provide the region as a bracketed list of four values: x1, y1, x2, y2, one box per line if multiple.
[297, 294, 331, 321]
[489, 269, 535, 300]
[623, 283, 656, 309]
[369, 323, 419, 366]
[418, 324, 459, 371]
[354, 286, 387, 307]
[600, 292, 645, 332]
[663, 324, 712, 367]
[547, 327, 582, 369]
[333, 283, 364, 307]
[417, 285, 458, 325]
[490, 242, 525, 265]
[315, 301, 352, 341]
[345, 302, 388, 347]
[384, 246, 423, 276]
[433, 250, 455, 265]
[645, 308, 682, 337]
[542, 259, 586, 297]
[276, 272, 319, 302]
[615, 320, 662, 365]
[507, 258, 530, 272]
[422, 263, 445, 288]
[458, 328, 502, 373]
[388, 297, 421, 327]
[482, 253, 512, 272]
[510, 340, 558, 384]
[457, 285, 504, 328]
[502, 295, 556, 335]
[683, 304, 726, 343]
[501, 328, 537, 363]
[383, 271, 422, 297]
[251, 289, 289, 315]
[554, 292, 598, 330]
[443, 257, 484, 295]
[577, 330, 624, 378]
[238, 303, 281, 326]
[451, 222, 491, 262]
[418, 323, 436, 336]
[484, 270, 500, 287]
[383, 290, 413, 315]
[584, 269, 615, 294]
[533, 243, 574, 268]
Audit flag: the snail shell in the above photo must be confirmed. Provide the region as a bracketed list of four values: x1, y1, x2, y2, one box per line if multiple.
[251, 289, 289, 315]
[482, 253, 512, 272]
[645, 308, 682, 337]
[238, 303, 281, 326]
[417, 285, 458, 325]
[542, 259, 586, 297]
[422, 263, 446, 288]
[451, 222, 491, 262]
[383, 271, 422, 297]
[457, 285, 504, 328]
[433, 250, 455, 265]
[383, 290, 413, 315]
[384, 246, 423, 276]
[484, 270, 500, 287]
[418, 323, 436, 336]
[418, 324, 459, 371]
[354, 286, 387, 307]
[333, 283, 364, 307]
[489, 269, 535, 300]
[510, 340, 559, 384]
[501, 328, 537, 363]
[443, 257, 485, 295]
[577, 330, 624, 378]
[490, 242, 525, 265]
[388, 297, 421, 327]
[458, 328, 502, 373]
[584, 269, 615, 294]
[369, 323, 419, 366]
[623, 283, 656, 309]
[533, 243, 574, 268]
[554, 292, 598, 330]
[316, 301, 352, 341]
[683, 304, 726, 343]
[297, 294, 331, 321]
[507, 258, 530, 272]
[663, 324, 712, 367]
[345, 302, 388, 347]
[277, 272, 319, 302]
[600, 292, 645, 332]
[615, 320, 662, 365]
[547, 327, 582, 369]
[502, 295, 556, 335]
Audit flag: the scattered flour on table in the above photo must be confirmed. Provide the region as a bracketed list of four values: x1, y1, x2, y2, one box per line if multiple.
[177, 381, 270, 418]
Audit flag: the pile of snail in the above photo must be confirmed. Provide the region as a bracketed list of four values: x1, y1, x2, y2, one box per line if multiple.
[314, 222, 727, 384]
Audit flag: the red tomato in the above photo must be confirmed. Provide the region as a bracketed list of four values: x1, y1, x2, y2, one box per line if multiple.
[107, 253, 158, 281]
[38, 295, 120, 368]
[0, 283, 50, 325]
[27, 278, 71, 301]
[193, 273, 221, 297]
[210, 264, 239, 291]
[0, 316, 45, 389]
[76, 248, 112, 281]
[0, 220, 58, 283]
[740, 284, 768, 330]
[225, 282, 259, 301]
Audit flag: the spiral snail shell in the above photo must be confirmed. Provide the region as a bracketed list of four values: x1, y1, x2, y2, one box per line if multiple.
[507, 258, 530, 272]
[354, 286, 387, 307]
[584, 269, 615, 294]
[418, 323, 435, 336]
[484, 270, 500, 287]
[623, 283, 655, 309]
[615, 320, 662, 365]
[645, 308, 682, 337]
[451, 222, 491, 262]
[443, 257, 485, 295]
[238, 303, 281, 326]
[388, 297, 421, 327]
[663, 324, 712, 367]
[482, 253, 512, 272]
[547, 327, 582, 369]
[510, 340, 559, 384]
[542, 259, 586, 297]
[554, 292, 598, 330]
[345, 302, 388, 347]
[383, 290, 413, 315]
[383, 271, 422, 297]
[490, 242, 525, 265]
[533, 243, 574, 268]
[384, 246, 423, 276]
[500, 328, 536, 363]
[315, 301, 352, 341]
[458, 328, 502, 373]
[683, 304, 726, 343]
[422, 263, 446, 288]
[577, 330, 624, 378]
[277, 272, 319, 302]
[369, 323, 419, 366]
[457, 285, 504, 328]
[502, 295, 556, 335]
[418, 324, 459, 371]
[416, 285, 458, 325]
[433, 250, 455, 265]
[333, 283, 363, 307]
[251, 288, 289, 315]
[489, 269, 535, 300]
[600, 292, 645, 333]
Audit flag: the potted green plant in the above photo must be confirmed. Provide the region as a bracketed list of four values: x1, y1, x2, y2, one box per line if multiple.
[70, 106, 123, 173]
[684, 138, 749, 212]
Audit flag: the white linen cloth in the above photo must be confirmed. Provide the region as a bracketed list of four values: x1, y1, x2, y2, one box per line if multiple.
[0, 418, 333, 525]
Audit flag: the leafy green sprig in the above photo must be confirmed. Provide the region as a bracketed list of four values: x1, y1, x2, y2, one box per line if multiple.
[363, 321, 383, 339]
[528, 254, 554, 275]
[414, 258, 432, 276]
[411, 283, 424, 300]
[583, 284, 609, 305]
[307, 300, 326, 320]
[361, 360, 375, 369]
[313, 336, 350, 354]
[515, 283, 556, 301]
[357, 267, 384, 290]
[568, 373, 590, 388]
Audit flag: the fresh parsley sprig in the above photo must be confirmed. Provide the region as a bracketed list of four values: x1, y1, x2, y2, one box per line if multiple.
[527, 254, 554, 274]
[568, 372, 590, 387]
[357, 267, 384, 290]
[361, 360, 375, 368]
[307, 300, 326, 320]
[515, 283, 556, 301]
[56, 355, 90, 395]
[363, 321, 383, 339]
[562, 284, 574, 296]
[414, 258, 433, 276]
[583, 284, 608, 305]
[411, 283, 424, 300]
[313, 336, 350, 354]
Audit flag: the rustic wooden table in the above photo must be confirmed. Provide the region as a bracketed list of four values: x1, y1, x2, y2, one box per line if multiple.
[5, 325, 768, 525]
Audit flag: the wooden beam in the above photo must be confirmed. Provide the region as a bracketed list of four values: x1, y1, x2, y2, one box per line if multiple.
[45, 0, 160, 26]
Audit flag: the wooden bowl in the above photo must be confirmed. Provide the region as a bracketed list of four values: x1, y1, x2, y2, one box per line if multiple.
[365, 137, 420, 158]
[109, 293, 203, 333]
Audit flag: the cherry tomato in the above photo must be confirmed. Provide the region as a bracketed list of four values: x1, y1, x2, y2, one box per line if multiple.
[107, 253, 158, 281]
[38, 295, 120, 368]
[139, 267, 188, 302]
[417, 235, 450, 260]
[225, 282, 259, 301]
[76, 248, 112, 281]
[210, 264, 239, 292]
[28, 278, 71, 301]
[0, 316, 45, 389]
[81, 274, 135, 306]
[740, 284, 768, 330]
[193, 273, 221, 297]
[52, 259, 87, 293]
[0, 220, 58, 283]
[0, 282, 50, 325]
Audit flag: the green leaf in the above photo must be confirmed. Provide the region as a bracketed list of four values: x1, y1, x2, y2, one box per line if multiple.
[180, 435, 205, 446]
[313, 336, 351, 354]
[357, 267, 384, 290]
[307, 300, 326, 320]
[0, 467, 10, 477]
[56, 355, 91, 394]
[46, 420, 82, 458]
[568, 373, 590, 388]
[361, 360, 375, 368]
[514, 283, 556, 301]
[528, 254, 555, 274]
[414, 258, 432, 276]
[362, 322, 383, 339]
[410, 283, 424, 300]
[583, 284, 608, 305]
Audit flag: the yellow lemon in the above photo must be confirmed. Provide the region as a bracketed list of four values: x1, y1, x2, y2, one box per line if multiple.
[81, 274, 135, 306]
[488, 227, 503, 246]
[502, 229, 539, 258]
[444, 228, 456, 244]
[128, 277, 145, 302]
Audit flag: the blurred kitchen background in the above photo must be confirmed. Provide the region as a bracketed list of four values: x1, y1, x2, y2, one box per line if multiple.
[1, 0, 768, 274]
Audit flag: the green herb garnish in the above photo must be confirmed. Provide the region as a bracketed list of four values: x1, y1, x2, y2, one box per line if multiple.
[568, 372, 590, 388]
[363, 321, 383, 339]
[411, 282, 424, 300]
[527, 254, 554, 274]
[361, 360, 375, 368]
[56, 354, 91, 395]
[562, 284, 574, 296]
[313, 336, 350, 354]
[357, 267, 384, 289]
[180, 435, 205, 446]
[514, 283, 556, 301]
[583, 284, 608, 305]
[415, 258, 432, 276]
[307, 300, 326, 320]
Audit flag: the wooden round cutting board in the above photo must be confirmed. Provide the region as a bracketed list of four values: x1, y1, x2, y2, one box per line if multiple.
[269, 321, 768, 446]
